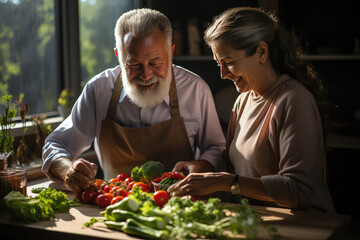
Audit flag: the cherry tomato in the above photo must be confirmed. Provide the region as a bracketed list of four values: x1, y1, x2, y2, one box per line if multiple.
[76, 191, 83, 201]
[82, 189, 96, 204]
[152, 177, 162, 183]
[103, 185, 112, 193]
[116, 173, 130, 181]
[160, 172, 172, 180]
[94, 189, 105, 199]
[133, 182, 149, 192]
[128, 181, 137, 191]
[96, 193, 113, 208]
[110, 186, 128, 197]
[153, 190, 170, 208]
[110, 196, 124, 205]
[124, 177, 133, 183]
[109, 178, 120, 183]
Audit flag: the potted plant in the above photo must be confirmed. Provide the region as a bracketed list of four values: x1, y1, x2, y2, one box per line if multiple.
[58, 89, 73, 118]
[0, 94, 27, 199]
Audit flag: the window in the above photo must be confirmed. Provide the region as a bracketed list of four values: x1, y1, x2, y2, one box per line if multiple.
[0, 0, 59, 115]
[79, 0, 135, 84]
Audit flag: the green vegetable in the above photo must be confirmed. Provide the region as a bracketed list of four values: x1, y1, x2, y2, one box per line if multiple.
[120, 218, 168, 240]
[31, 187, 47, 193]
[38, 187, 70, 212]
[104, 196, 139, 220]
[0, 188, 70, 222]
[129, 186, 156, 207]
[141, 200, 171, 224]
[131, 161, 165, 182]
[112, 209, 165, 230]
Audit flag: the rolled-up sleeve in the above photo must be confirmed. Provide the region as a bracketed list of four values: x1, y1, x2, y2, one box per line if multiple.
[41, 83, 100, 178]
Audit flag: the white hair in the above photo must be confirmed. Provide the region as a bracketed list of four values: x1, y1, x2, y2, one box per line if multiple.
[114, 8, 173, 63]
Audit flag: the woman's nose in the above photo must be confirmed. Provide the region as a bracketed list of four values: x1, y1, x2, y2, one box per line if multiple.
[220, 64, 230, 79]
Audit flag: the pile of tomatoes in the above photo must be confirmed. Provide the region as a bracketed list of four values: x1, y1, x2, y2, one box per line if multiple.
[76, 173, 172, 208]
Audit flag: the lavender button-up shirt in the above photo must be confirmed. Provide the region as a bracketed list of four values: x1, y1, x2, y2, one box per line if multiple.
[42, 65, 226, 179]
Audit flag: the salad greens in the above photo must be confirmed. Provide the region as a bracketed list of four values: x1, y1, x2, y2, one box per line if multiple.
[1, 187, 70, 222]
[85, 186, 280, 240]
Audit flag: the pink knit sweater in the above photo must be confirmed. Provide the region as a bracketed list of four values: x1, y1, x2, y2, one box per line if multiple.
[226, 74, 336, 213]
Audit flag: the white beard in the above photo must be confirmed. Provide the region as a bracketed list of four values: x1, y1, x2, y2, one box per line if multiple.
[121, 64, 172, 108]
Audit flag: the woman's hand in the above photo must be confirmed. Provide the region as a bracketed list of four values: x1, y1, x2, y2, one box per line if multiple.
[167, 172, 234, 197]
[50, 157, 97, 192]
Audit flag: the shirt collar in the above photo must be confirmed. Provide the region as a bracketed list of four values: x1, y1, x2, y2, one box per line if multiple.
[119, 88, 170, 106]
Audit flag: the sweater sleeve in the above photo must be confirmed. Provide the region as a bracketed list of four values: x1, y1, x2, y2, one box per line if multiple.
[261, 88, 325, 209]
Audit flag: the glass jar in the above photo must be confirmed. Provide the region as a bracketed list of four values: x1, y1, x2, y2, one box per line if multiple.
[0, 152, 27, 200]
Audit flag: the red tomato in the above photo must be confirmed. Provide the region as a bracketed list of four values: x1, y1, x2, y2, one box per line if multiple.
[128, 181, 137, 191]
[124, 177, 133, 183]
[133, 182, 149, 192]
[96, 193, 113, 208]
[110, 186, 128, 197]
[109, 178, 120, 183]
[76, 191, 83, 201]
[116, 173, 130, 181]
[152, 177, 162, 183]
[82, 189, 96, 204]
[153, 190, 170, 208]
[103, 185, 112, 193]
[171, 172, 185, 180]
[94, 189, 105, 199]
[110, 196, 124, 205]
[160, 172, 172, 180]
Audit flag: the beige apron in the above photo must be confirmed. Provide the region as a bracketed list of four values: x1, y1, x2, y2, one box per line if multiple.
[98, 72, 195, 179]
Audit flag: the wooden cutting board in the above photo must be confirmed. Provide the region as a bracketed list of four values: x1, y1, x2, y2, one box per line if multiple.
[0, 178, 351, 240]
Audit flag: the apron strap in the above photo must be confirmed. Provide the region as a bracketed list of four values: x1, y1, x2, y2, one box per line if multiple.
[106, 69, 180, 119]
[169, 70, 180, 118]
[106, 74, 122, 120]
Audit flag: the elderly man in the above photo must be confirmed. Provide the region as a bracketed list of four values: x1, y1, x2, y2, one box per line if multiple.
[42, 8, 225, 192]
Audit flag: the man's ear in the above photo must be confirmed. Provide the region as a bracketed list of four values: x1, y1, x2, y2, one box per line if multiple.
[257, 42, 268, 64]
[171, 44, 175, 58]
[114, 47, 119, 59]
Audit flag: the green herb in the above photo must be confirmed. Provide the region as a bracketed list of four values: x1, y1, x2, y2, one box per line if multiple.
[31, 187, 47, 193]
[0, 187, 71, 222]
[0, 95, 17, 154]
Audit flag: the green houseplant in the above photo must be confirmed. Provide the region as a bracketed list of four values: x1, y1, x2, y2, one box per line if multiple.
[58, 89, 73, 118]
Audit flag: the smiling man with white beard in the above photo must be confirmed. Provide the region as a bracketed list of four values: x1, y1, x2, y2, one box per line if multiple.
[41, 8, 226, 192]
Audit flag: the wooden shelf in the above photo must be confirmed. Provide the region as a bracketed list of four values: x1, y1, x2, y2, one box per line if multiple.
[174, 54, 360, 62]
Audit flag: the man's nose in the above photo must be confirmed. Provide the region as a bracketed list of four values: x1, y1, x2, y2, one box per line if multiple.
[139, 65, 153, 81]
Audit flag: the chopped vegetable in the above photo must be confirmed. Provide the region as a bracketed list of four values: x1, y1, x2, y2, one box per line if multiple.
[0, 188, 70, 222]
[118, 218, 168, 240]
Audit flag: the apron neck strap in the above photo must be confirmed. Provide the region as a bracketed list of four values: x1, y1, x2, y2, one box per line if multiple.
[106, 69, 180, 120]
[169, 70, 180, 117]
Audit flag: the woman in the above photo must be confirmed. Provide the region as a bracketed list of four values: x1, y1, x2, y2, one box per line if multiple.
[168, 7, 336, 213]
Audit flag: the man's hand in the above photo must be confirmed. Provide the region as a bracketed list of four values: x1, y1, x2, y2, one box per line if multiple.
[49, 157, 97, 192]
[172, 160, 214, 175]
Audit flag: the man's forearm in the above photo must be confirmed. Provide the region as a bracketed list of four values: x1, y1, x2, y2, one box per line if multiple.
[49, 157, 72, 182]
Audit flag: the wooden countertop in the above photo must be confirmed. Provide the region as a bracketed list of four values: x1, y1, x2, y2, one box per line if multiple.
[0, 178, 352, 240]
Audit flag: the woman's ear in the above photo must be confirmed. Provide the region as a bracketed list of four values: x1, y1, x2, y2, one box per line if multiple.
[257, 41, 268, 64]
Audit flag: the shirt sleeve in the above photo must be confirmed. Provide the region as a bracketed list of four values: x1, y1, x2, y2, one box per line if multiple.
[261, 89, 325, 209]
[196, 84, 227, 172]
[42, 82, 99, 178]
